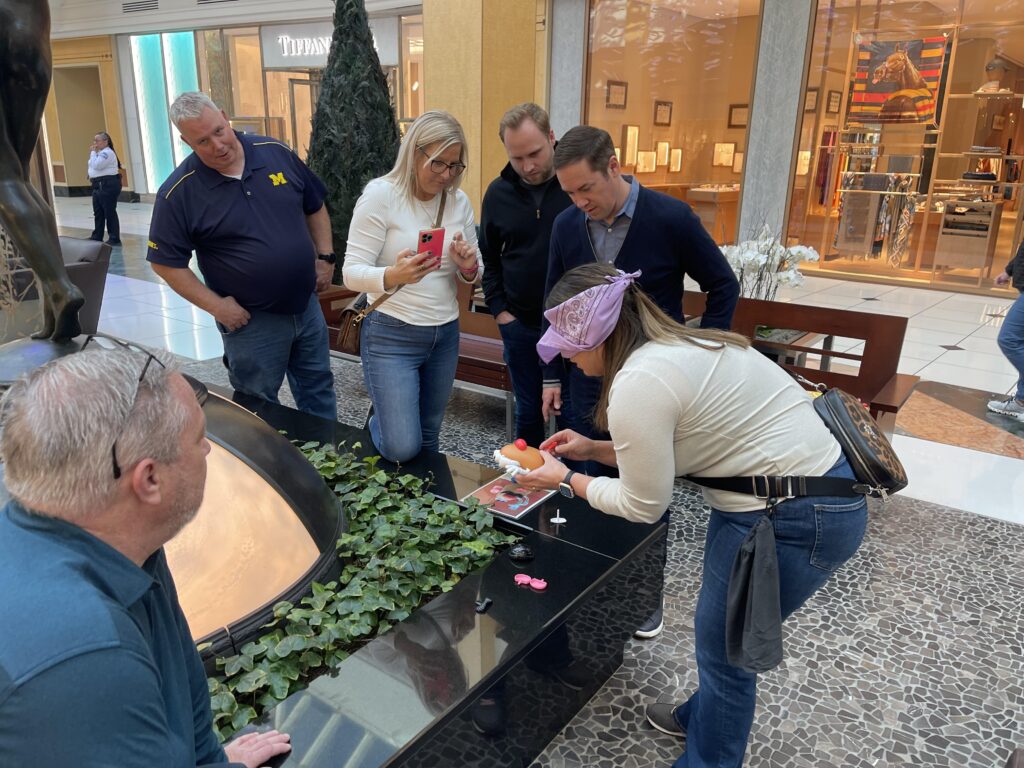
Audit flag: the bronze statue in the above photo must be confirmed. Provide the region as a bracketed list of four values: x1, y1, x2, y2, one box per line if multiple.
[0, 0, 84, 340]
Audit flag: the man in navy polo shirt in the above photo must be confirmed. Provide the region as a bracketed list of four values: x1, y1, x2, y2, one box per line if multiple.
[147, 91, 336, 420]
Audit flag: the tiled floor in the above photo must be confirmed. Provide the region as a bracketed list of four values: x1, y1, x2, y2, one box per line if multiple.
[51, 198, 1024, 766]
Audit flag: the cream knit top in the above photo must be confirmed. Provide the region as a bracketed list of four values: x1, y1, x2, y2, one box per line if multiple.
[586, 340, 842, 519]
[343, 178, 481, 326]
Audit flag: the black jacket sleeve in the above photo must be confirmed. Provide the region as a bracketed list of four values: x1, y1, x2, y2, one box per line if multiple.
[676, 206, 740, 330]
[479, 188, 508, 319]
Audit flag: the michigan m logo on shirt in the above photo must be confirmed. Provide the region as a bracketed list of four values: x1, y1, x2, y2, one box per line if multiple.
[269, 172, 288, 186]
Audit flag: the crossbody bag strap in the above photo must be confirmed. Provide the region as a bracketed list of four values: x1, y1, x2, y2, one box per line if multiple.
[353, 190, 448, 322]
[684, 474, 869, 499]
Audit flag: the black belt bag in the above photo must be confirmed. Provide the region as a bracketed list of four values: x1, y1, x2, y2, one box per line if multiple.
[686, 376, 908, 501]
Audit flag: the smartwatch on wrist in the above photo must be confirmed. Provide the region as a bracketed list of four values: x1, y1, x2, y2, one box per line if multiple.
[317, 252, 337, 264]
[558, 470, 577, 499]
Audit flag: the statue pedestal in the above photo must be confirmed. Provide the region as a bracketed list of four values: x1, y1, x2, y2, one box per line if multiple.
[0, 336, 86, 385]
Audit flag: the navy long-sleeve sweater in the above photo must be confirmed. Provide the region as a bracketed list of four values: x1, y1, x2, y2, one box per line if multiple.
[543, 185, 740, 378]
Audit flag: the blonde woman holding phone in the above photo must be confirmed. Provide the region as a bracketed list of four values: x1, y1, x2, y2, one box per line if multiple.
[344, 111, 481, 462]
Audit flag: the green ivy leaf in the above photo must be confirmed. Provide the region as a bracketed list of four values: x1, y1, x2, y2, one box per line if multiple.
[233, 668, 268, 694]
[230, 706, 258, 732]
[274, 635, 308, 656]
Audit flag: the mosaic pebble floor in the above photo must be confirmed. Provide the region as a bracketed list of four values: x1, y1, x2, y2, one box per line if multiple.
[178, 355, 1024, 767]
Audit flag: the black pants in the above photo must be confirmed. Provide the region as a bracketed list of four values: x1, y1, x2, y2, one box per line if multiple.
[90, 174, 121, 241]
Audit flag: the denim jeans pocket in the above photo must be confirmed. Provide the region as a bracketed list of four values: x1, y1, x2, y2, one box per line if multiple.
[810, 498, 867, 572]
[216, 321, 247, 337]
[367, 310, 408, 329]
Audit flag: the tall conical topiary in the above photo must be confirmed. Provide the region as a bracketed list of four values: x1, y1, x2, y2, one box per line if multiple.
[307, 0, 401, 280]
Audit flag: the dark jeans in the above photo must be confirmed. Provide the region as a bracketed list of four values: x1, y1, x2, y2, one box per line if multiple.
[90, 175, 121, 241]
[671, 455, 868, 767]
[497, 318, 573, 448]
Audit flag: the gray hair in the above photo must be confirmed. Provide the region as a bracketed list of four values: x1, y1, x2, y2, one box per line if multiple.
[383, 110, 468, 204]
[169, 91, 221, 127]
[0, 349, 190, 521]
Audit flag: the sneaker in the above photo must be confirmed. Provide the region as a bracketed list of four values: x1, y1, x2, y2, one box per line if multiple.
[987, 397, 1024, 421]
[634, 606, 664, 639]
[646, 702, 686, 737]
[105, 239, 122, 246]
[546, 661, 589, 691]
[471, 696, 505, 737]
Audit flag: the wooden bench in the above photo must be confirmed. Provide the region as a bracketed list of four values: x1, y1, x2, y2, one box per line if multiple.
[320, 283, 515, 440]
[455, 282, 514, 440]
[684, 290, 919, 433]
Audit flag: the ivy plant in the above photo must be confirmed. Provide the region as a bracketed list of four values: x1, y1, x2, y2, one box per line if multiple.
[206, 442, 517, 742]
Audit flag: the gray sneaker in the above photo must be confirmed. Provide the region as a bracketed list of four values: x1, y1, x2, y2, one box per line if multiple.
[987, 397, 1024, 421]
[645, 702, 686, 738]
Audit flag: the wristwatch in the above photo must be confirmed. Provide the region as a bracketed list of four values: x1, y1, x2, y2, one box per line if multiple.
[317, 252, 337, 264]
[558, 470, 577, 499]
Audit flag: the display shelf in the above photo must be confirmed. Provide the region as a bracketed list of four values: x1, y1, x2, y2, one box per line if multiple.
[931, 178, 1021, 187]
[947, 92, 1024, 100]
[937, 153, 1024, 160]
[934, 200, 1003, 277]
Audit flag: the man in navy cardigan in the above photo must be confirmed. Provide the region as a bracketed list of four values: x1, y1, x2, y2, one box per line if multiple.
[542, 125, 739, 638]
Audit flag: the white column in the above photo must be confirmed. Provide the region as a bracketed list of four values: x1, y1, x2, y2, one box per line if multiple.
[738, 0, 817, 241]
[548, 0, 587, 137]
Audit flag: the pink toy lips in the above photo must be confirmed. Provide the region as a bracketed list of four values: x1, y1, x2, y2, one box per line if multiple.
[513, 573, 548, 591]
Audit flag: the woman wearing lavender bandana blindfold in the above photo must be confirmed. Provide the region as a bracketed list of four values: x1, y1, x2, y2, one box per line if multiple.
[516, 263, 867, 768]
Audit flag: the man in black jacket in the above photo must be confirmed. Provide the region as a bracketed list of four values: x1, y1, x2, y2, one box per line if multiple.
[480, 104, 575, 448]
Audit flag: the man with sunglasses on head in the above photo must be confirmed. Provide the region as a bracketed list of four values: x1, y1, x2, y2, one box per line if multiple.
[0, 349, 290, 767]
[147, 91, 337, 421]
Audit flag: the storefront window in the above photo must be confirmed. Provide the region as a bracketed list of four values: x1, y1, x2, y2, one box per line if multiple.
[129, 16, 413, 189]
[130, 31, 197, 191]
[400, 15, 425, 129]
[583, 0, 760, 244]
[787, 0, 1024, 294]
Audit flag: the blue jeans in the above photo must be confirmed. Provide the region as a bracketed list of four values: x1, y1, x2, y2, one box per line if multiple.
[360, 311, 459, 463]
[998, 292, 1024, 400]
[671, 455, 867, 768]
[498, 318, 573, 447]
[218, 292, 336, 421]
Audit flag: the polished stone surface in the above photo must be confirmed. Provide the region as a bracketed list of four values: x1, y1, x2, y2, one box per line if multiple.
[216, 388, 666, 768]
[897, 380, 1024, 456]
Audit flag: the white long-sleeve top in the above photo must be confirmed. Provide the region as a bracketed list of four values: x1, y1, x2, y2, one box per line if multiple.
[88, 148, 118, 179]
[586, 340, 842, 520]
[343, 178, 481, 326]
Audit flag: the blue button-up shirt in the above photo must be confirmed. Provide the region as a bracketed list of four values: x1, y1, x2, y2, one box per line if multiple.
[586, 174, 640, 264]
[0, 501, 233, 767]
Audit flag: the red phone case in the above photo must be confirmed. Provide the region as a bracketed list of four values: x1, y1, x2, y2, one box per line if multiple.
[417, 228, 445, 263]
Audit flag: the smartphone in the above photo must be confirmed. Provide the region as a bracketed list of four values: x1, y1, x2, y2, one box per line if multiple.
[417, 227, 445, 265]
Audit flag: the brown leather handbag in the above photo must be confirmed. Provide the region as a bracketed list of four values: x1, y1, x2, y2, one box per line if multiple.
[336, 191, 447, 356]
